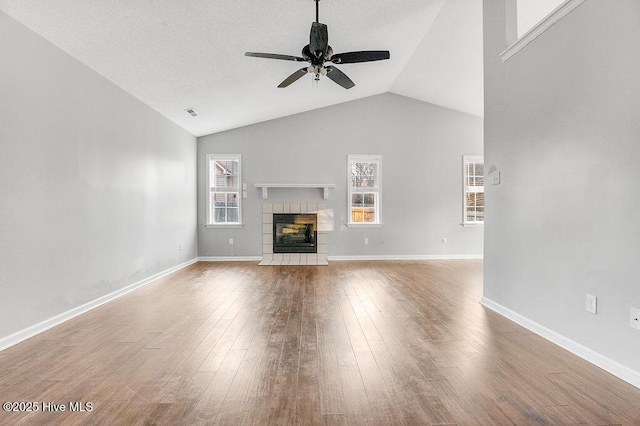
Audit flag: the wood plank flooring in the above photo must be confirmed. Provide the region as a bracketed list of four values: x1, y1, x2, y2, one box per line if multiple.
[1, 260, 640, 425]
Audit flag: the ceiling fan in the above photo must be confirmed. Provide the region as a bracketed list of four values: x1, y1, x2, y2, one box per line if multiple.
[245, 0, 390, 89]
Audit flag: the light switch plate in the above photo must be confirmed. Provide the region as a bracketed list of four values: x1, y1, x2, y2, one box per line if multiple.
[586, 294, 597, 314]
[492, 170, 501, 185]
[631, 308, 640, 330]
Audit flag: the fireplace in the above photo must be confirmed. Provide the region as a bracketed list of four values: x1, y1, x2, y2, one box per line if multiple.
[260, 203, 328, 266]
[273, 214, 317, 254]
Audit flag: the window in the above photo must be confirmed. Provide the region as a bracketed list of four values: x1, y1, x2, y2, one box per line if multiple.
[207, 154, 242, 226]
[516, 0, 566, 38]
[348, 155, 381, 226]
[501, 0, 584, 61]
[463, 156, 484, 226]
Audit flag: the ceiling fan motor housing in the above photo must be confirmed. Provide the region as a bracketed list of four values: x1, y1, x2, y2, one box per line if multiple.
[309, 22, 329, 59]
[244, 0, 389, 89]
[302, 44, 333, 66]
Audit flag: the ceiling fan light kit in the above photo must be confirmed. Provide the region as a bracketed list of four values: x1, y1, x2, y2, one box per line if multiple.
[245, 0, 390, 89]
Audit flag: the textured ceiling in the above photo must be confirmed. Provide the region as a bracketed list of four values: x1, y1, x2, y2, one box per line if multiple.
[0, 0, 484, 137]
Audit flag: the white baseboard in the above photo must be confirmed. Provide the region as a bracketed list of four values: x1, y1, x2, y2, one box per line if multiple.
[0, 258, 198, 352]
[481, 297, 640, 390]
[198, 256, 262, 262]
[196, 255, 482, 262]
[328, 254, 483, 261]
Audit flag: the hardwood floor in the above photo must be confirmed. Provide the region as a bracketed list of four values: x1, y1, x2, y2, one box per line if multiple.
[1, 260, 639, 425]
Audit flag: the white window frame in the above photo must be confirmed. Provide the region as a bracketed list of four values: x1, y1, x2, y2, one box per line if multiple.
[501, 0, 585, 62]
[463, 156, 484, 227]
[347, 154, 382, 227]
[206, 154, 242, 227]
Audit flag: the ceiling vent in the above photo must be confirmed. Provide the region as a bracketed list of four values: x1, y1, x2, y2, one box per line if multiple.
[185, 108, 199, 117]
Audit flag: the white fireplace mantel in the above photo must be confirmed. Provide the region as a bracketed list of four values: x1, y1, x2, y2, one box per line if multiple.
[254, 183, 335, 200]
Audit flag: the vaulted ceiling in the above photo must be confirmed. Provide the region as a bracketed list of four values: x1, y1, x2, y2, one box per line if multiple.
[0, 0, 483, 136]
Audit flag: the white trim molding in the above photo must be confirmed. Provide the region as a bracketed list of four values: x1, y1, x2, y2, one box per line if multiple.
[328, 254, 483, 261]
[501, 0, 586, 62]
[0, 258, 199, 352]
[197, 255, 483, 262]
[198, 256, 262, 262]
[481, 297, 640, 390]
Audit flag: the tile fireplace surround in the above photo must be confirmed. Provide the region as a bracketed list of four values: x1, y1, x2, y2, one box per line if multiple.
[259, 203, 328, 266]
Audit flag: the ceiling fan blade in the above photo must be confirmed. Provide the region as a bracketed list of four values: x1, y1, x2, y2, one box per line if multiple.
[278, 67, 310, 88]
[325, 66, 355, 90]
[309, 22, 329, 58]
[330, 51, 390, 64]
[245, 52, 306, 62]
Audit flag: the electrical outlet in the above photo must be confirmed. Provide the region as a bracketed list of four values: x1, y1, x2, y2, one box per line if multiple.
[586, 294, 597, 314]
[364, 238, 369, 245]
[179, 243, 182, 251]
[631, 308, 640, 331]
[228, 238, 234, 245]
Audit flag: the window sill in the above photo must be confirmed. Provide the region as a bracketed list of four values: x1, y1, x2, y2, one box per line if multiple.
[461, 223, 484, 228]
[205, 224, 244, 229]
[500, 0, 585, 62]
[346, 223, 383, 228]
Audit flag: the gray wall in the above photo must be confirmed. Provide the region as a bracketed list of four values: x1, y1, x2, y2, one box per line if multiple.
[484, 0, 640, 373]
[0, 12, 197, 340]
[198, 93, 484, 258]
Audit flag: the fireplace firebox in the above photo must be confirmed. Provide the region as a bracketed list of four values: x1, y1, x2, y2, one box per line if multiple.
[273, 214, 317, 254]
